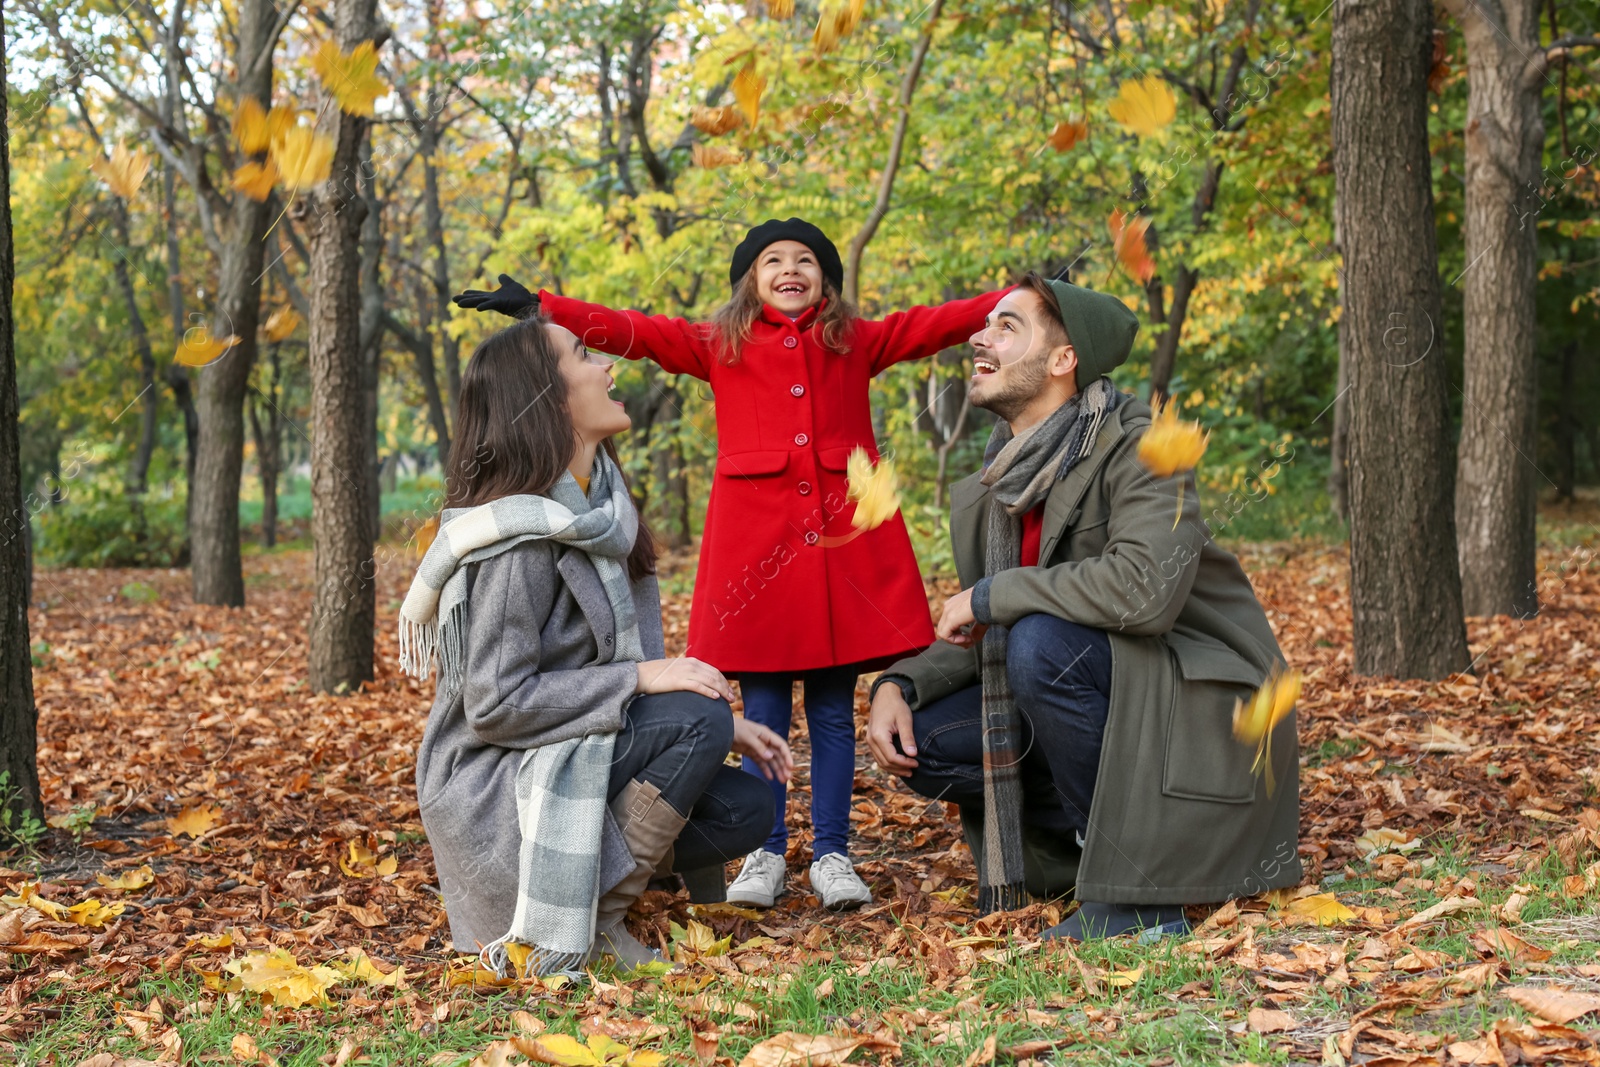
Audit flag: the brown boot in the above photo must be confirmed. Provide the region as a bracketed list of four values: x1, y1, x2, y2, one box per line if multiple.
[586, 779, 688, 969]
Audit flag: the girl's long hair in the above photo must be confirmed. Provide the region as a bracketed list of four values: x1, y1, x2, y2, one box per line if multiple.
[709, 270, 857, 363]
[444, 316, 657, 581]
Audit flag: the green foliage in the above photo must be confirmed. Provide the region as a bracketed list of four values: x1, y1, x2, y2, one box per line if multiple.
[35, 490, 188, 568]
[0, 771, 48, 854]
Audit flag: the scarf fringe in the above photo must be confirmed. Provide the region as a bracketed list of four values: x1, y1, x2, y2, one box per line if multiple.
[978, 882, 1028, 915]
[480, 933, 589, 981]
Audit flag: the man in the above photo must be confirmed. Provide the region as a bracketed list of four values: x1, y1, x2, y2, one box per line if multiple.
[866, 273, 1301, 939]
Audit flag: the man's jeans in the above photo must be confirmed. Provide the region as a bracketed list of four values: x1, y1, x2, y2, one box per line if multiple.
[901, 614, 1112, 841]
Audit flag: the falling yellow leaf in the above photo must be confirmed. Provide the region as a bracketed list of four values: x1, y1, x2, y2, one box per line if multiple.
[833, 0, 867, 40]
[1280, 892, 1357, 926]
[1107, 74, 1177, 137]
[232, 98, 294, 154]
[692, 144, 744, 169]
[95, 865, 154, 892]
[767, 0, 795, 16]
[1107, 207, 1156, 284]
[65, 898, 125, 928]
[226, 948, 342, 1008]
[311, 39, 386, 117]
[164, 801, 224, 837]
[261, 306, 301, 343]
[846, 447, 900, 532]
[812, 7, 841, 54]
[330, 949, 407, 988]
[271, 125, 335, 192]
[88, 143, 151, 199]
[1046, 119, 1088, 153]
[732, 63, 766, 129]
[690, 106, 743, 136]
[232, 160, 279, 202]
[1231, 667, 1301, 796]
[1136, 396, 1207, 527]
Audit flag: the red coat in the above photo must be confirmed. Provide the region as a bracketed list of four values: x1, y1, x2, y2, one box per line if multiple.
[540, 289, 1006, 674]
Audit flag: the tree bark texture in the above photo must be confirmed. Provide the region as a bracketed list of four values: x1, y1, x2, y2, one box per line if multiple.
[188, 0, 276, 606]
[1331, 0, 1471, 679]
[0, 6, 43, 832]
[300, 0, 380, 693]
[1442, 0, 1545, 619]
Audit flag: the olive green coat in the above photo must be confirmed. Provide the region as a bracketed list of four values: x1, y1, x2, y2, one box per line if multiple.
[886, 397, 1301, 905]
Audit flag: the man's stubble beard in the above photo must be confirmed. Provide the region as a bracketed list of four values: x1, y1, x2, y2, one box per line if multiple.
[970, 347, 1050, 425]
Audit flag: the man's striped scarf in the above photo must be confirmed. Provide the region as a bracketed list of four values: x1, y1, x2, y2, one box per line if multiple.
[975, 378, 1119, 912]
[398, 457, 644, 975]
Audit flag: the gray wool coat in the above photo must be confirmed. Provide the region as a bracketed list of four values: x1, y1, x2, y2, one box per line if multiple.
[414, 538, 665, 952]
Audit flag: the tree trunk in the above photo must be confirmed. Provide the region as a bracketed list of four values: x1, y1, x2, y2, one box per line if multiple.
[358, 140, 385, 539]
[300, 0, 380, 693]
[188, 0, 276, 606]
[1332, 0, 1471, 679]
[1443, 0, 1544, 619]
[1328, 342, 1350, 521]
[161, 162, 198, 502]
[1556, 341, 1575, 502]
[842, 0, 945, 306]
[249, 343, 281, 549]
[0, 7, 42, 836]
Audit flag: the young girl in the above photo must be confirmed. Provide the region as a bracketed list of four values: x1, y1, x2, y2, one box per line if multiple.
[455, 218, 1005, 910]
[403, 317, 790, 973]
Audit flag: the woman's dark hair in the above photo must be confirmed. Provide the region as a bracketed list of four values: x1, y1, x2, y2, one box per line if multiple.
[444, 316, 657, 580]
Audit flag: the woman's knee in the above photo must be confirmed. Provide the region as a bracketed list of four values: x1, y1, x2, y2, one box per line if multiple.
[636, 690, 735, 752]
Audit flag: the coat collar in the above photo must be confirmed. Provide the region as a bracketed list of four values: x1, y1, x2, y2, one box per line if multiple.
[948, 397, 1146, 571]
[758, 299, 824, 329]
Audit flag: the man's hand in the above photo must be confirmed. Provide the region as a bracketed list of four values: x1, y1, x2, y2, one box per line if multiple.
[867, 682, 919, 777]
[453, 273, 538, 319]
[936, 587, 988, 648]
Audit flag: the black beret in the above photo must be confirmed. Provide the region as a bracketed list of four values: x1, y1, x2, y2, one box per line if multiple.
[728, 218, 844, 295]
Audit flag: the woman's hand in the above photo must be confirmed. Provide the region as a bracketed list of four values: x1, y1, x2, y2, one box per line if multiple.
[634, 658, 735, 702]
[732, 717, 794, 783]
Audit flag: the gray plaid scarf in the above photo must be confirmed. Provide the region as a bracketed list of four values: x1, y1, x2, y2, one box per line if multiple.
[398, 456, 644, 976]
[975, 377, 1119, 913]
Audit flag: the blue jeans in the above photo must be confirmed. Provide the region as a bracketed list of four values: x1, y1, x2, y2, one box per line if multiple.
[739, 664, 859, 858]
[902, 614, 1112, 840]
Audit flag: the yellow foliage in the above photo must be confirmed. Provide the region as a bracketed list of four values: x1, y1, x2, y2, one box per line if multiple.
[519, 1033, 663, 1066]
[767, 0, 795, 16]
[1107, 74, 1177, 137]
[311, 40, 386, 117]
[1231, 667, 1301, 796]
[95, 865, 154, 892]
[329, 949, 407, 988]
[232, 98, 293, 155]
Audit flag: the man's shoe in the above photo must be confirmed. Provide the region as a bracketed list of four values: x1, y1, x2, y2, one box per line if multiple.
[1042, 901, 1191, 941]
[726, 849, 787, 908]
[809, 853, 873, 911]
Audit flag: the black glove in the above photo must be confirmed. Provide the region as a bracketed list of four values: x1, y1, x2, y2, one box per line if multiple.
[453, 273, 539, 319]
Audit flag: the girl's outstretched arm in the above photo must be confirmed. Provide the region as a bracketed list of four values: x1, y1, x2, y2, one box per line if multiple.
[864, 288, 1011, 376]
[540, 291, 716, 381]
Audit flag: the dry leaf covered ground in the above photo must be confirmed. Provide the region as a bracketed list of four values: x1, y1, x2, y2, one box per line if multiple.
[6, 521, 1600, 1066]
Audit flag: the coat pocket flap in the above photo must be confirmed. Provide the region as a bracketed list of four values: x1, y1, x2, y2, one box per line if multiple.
[718, 450, 791, 477]
[1166, 632, 1267, 688]
[817, 446, 860, 471]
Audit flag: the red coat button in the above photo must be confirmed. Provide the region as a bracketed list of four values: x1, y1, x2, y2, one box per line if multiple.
[794, 433, 809, 446]
[798, 481, 812, 495]
[791, 384, 805, 397]
[783, 336, 798, 348]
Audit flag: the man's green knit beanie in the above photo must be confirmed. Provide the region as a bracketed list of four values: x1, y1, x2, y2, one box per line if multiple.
[1044, 279, 1140, 389]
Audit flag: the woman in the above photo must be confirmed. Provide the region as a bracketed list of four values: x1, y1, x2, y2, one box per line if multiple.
[402, 315, 790, 975]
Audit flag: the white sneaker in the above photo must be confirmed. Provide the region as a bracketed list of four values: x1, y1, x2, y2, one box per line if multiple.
[726, 849, 787, 908]
[809, 853, 873, 912]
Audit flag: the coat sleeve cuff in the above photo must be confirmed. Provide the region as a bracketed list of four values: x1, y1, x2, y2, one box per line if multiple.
[869, 673, 918, 710]
[970, 577, 995, 625]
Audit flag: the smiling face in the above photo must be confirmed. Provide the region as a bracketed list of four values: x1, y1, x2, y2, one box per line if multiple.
[753, 240, 826, 314]
[550, 322, 630, 446]
[968, 288, 1078, 427]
